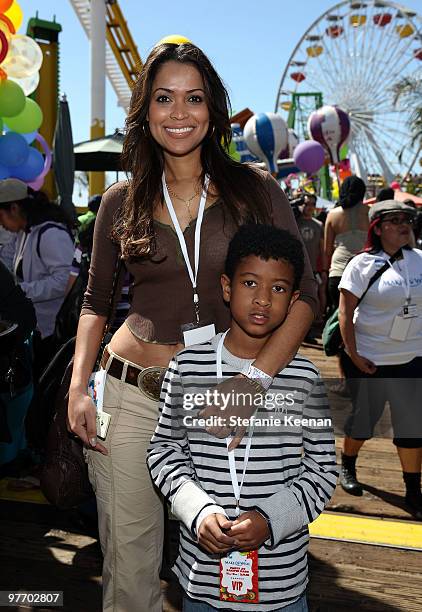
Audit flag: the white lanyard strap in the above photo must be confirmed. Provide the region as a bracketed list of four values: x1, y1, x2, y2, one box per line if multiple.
[387, 252, 411, 303]
[216, 330, 254, 516]
[162, 173, 210, 321]
[13, 231, 29, 278]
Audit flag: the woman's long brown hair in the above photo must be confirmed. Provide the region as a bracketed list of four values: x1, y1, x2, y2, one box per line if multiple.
[112, 43, 272, 259]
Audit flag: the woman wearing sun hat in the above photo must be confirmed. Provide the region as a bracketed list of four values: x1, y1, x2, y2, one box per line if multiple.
[338, 200, 422, 519]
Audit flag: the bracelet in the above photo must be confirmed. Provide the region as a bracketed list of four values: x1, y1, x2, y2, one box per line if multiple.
[241, 363, 273, 391]
[240, 374, 266, 396]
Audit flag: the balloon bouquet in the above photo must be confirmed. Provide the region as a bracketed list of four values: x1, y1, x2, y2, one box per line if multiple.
[0, 1, 51, 190]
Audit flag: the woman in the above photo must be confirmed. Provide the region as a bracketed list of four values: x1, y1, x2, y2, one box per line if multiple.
[68, 42, 317, 612]
[324, 175, 369, 312]
[0, 179, 74, 375]
[338, 200, 422, 519]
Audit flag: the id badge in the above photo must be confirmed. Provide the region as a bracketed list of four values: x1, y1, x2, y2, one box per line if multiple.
[220, 549, 259, 603]
[88, 368, 107, 411]
[389, 315, 412, 341]
[402, 303, 418, 319]
[96, 409, 111, 440]
[182, 322, 216, 347]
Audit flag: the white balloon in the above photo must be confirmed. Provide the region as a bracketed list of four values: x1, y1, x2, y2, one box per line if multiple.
[9, 71, 40, 96]
[244, 112, 288, 173]
[2, 35, 43, 79]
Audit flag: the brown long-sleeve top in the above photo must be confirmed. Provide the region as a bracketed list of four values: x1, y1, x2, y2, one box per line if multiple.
[81, 171, 318, 344]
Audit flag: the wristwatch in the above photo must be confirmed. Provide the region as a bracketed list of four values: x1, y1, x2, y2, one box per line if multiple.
[240, 364, 273, 392]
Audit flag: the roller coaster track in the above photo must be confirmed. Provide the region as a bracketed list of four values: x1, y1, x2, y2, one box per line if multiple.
[69, 0, 142, 111]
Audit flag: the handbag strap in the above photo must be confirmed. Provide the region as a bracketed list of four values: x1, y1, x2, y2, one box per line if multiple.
[357, 248, 402, 306]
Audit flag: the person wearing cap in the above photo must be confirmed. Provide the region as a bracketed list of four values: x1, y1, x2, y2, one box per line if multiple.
[338, 200, 422, 519]
[0, 179, 74, 375]
[67, 41, 318, 612]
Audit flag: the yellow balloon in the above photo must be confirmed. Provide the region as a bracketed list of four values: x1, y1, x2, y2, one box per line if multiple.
[157, 34, 192, 45]
[4, 1, 23, 33]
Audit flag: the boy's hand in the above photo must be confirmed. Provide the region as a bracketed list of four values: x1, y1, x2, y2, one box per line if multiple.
[198, 375, 257, 450]
[197, 513, 235, 554]
[226, 511, 270, 551]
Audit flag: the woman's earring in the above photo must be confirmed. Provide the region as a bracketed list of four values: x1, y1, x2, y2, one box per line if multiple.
[142, 122, 149, 136]
[208, 124, 215, 138]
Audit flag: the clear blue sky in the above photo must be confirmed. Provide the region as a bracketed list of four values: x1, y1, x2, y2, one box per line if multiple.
[19, 0, 422, 146]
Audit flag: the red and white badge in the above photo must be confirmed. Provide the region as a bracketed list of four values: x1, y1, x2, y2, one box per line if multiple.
[220, 549, 259, 603]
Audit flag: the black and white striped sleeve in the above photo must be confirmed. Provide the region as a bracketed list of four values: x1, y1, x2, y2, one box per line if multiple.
[147, 357, 226, 533]
[254, 374, 337, 546]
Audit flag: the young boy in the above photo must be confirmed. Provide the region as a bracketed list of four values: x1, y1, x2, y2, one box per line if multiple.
[147, 225, 337, 612]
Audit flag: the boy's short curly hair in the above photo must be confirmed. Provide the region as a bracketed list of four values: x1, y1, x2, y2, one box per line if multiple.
[225, 224, 304, 290]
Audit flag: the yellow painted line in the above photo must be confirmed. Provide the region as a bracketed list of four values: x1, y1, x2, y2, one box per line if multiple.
[310, 511, 422, 550]
[0, 478, 48, 505]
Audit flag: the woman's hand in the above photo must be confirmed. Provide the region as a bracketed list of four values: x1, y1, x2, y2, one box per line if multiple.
[227, 511, 270, 551]
[198, 375, 258, 450]
[68, 389, 108, 455]
[197, 513, 235, 554]
[350, 353, 377, 375]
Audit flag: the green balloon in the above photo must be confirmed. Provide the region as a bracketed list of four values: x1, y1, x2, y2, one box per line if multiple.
[0, 79, 26, 117]
[4, 98, 43, 133]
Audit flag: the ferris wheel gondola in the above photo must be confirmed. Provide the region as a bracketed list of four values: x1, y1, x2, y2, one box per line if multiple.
[275, 1, 422, 182]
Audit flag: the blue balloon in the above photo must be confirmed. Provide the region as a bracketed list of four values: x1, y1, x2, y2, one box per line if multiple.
[3, 125, 38, 144]
[0, 132, 30, 168]
[11, 147, 44, 182]
[0, 163, 10, 179]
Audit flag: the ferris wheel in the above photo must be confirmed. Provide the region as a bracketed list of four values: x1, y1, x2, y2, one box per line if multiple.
[275, 1, 422, 183]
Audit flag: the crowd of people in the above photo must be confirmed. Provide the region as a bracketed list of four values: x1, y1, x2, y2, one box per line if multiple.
[0, 39, 421, 612]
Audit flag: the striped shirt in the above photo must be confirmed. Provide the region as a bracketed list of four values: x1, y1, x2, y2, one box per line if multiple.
[147, 334, 337, 610]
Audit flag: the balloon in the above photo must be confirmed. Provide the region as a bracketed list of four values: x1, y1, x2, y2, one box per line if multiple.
[23, 133, 52, 188]
[0, 161, 9, 178]
[244, 112, 288, 173]
[0, 77, 24, 116]
[390, 181, 401, 190]
[10, 146, 44, 181]
[4, 124, 37, 143]
[34, 132, 52, 178]
[1, 34, 43, 78]
[27, 175, 44, 190]
[307, 105, 350, 164]
[0, 1, 13, 14]
[4, 97, 43, 132]
[293, 140, 326, 175]
[0, 28, 7, 63]
[279, 128, 299, 159]
[230, 123, 256, 163]
[9, 71, 39, 95]
[3, 2, 23, 33]
[0, 14, 15, 35]
[157, 34, 191, 45]
[0, 131, 28, 166]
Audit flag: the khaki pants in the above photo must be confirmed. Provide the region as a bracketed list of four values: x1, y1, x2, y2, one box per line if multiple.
[87, 349, 164, 612]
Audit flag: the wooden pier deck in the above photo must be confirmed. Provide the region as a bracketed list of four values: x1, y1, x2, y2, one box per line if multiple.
[0, 339, 421, 611]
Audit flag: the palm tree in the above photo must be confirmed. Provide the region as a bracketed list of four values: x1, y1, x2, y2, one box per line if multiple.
[393, 76, 422, 177]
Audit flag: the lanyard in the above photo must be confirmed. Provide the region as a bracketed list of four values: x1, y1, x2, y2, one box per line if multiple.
[162, 173, 210, 323]
[216, 331, 253, 517]
[13, 231, 29, 279]
[387, 251, 411, 303]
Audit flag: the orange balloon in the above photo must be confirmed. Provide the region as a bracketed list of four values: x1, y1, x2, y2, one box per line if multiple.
[0, 1, 13, 14]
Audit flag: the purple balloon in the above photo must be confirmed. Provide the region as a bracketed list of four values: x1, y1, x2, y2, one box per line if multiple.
[0, 132, 30, 168]
[11, 147, 45, 182]
[293, 140, 326, 175]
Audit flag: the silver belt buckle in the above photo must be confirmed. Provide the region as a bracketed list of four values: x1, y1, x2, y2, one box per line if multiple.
[137, 366, 164, 401]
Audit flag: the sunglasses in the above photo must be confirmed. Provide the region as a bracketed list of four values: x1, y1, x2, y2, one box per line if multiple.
[380, 215, 414, 226]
